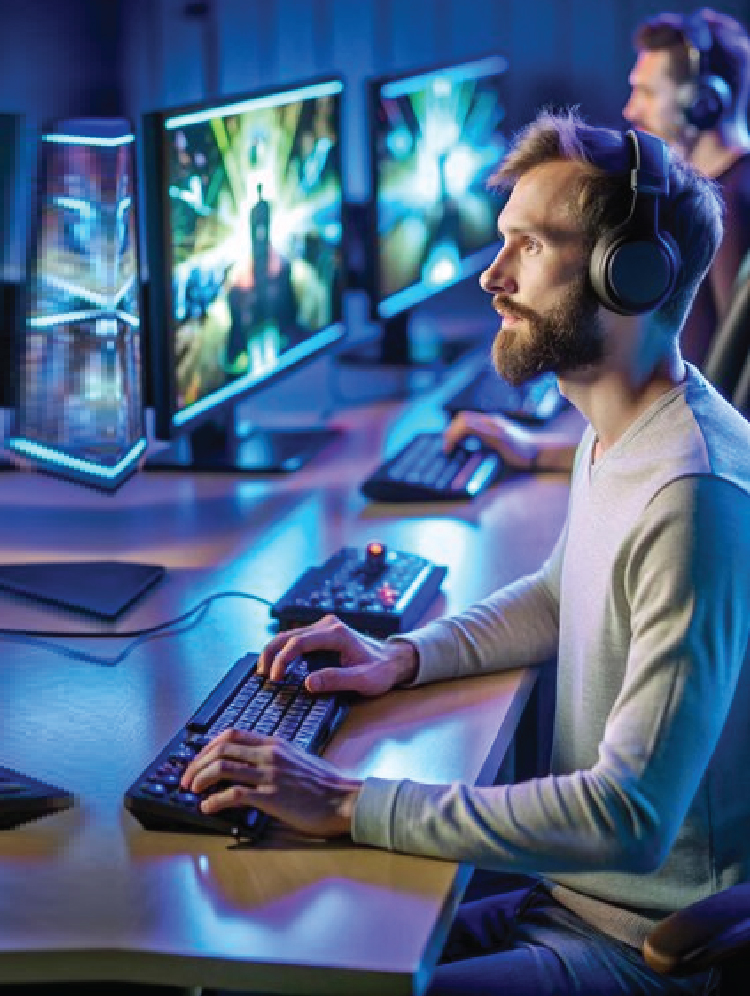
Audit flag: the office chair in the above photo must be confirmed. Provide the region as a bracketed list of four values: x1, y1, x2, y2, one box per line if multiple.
[643, 882, 750, 994]
[702, 252, 750, 404]
[732, 352, 750, 417]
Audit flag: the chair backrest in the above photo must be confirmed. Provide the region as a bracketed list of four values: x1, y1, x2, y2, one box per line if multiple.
[702, 252, 750, 402]
[732, 353, 750, 417]
[643, 881, 750, 994]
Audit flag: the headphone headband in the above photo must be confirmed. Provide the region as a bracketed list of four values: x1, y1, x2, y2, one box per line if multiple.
[626, 129, 669, 198]
[678, 11, 732, 130]
[588, 129, 681, 316]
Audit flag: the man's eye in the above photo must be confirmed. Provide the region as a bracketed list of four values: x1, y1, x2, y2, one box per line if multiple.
[525, 238, 542, 254]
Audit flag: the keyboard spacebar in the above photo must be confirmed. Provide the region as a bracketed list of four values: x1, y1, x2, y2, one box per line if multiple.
[187, 653, 259, 732]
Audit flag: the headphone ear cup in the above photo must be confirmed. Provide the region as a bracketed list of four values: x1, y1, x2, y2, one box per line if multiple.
[685, 74, 732, 131]
[589, 227, 681, 316]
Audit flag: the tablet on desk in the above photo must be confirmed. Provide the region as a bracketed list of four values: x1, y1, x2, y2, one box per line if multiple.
[0, 561, 166, 620]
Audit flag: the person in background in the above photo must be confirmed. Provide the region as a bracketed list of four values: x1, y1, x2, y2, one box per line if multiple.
[624, 6, 750, 367]
[448, 6, 750, 473]
[182, 109, 750, 995]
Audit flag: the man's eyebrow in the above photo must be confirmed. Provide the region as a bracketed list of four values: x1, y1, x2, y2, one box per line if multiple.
[498, 222, 580, 244]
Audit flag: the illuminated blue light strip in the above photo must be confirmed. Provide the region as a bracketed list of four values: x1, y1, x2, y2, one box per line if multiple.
[381, 56, 507, 100]
[29, 311, 101, 328]
[44, 133, 135, 147]
[378, 243, 500, 320]
[41, 273, 111, 309]
[52, 195, 93, 213]
[174, 324, 343, 427]
[166, 80, 343, 130]
[40, 273, 137, 311]
[114, 275, 137, 306]
[394, 564, 433, 614]
[115, 310, 140, 328]
[30, 309, 139, 331]
[8, 437, 147, 481]
[466, 457, 498, 496]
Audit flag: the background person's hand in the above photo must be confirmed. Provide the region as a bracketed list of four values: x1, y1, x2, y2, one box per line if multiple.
[444, 410, 539, 469]
[257, 613, 418, 696]
[444, 410, 580, 473]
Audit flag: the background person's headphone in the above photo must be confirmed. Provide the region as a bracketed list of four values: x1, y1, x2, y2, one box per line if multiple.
[681, 11, 732, 131]
[589, 129, 682, 316]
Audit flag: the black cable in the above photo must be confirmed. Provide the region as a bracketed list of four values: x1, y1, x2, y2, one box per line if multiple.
[0, 590, 275, 667]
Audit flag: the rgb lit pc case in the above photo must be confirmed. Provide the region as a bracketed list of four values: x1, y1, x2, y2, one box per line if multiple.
[0, 113, 22, 461]
[361, 55, 508, 366]
[143, 77, 346, 472]
[8, 119, 147, 490]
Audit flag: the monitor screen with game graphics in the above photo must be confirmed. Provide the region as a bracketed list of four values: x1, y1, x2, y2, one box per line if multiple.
[354, 54, 508, 367]
[8, 118, 147, 491]
[142, 76, 346, 472]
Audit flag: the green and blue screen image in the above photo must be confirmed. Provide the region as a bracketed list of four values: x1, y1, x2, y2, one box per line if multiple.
[161, 80, 343, 423]
[372, 56, 507, 318]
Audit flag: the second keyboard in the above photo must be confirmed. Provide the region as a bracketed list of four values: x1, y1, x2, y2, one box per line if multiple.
[361, 431, 503, 502]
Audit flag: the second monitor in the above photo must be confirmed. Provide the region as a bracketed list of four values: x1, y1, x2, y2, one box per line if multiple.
[142, 76, 346, 473]
[344, 54, 508, 370]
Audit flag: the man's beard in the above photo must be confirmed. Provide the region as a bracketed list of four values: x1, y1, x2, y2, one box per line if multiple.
[491, 274, 606, 386]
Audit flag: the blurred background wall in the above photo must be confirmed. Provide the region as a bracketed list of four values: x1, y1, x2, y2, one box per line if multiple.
[1, 0, 748, 275]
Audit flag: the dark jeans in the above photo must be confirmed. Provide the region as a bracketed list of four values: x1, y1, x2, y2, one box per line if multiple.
[427, 883, 717, 996]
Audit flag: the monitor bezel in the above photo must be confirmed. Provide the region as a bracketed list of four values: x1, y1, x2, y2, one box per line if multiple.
[366, 53, 508, 323]
[8, 118, 149, 492]
[142, 74, 348, 443]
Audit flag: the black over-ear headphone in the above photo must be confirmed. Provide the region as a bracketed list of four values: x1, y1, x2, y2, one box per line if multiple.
[589, 129, 682, 316]
[681, 12, 732, 131]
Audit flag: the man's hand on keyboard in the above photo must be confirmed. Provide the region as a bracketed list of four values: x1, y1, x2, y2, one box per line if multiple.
[180, 728, 363, 838]
[257, 613, 418, 694]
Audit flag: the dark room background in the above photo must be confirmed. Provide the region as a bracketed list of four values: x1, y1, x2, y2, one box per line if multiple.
[1, 0, 749, 295]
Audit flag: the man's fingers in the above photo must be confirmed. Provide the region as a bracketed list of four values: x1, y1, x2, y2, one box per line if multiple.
[200, 782, 267, 814]
[181, 730, 267, 788]
[306, 661, 379, 696]
[264, 617, 348, 682]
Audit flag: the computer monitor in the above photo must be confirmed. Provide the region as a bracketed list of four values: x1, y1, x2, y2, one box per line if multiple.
[142, 76, 346, 473]
[7, 118, 148, 491]
[347, 54, 508, 369]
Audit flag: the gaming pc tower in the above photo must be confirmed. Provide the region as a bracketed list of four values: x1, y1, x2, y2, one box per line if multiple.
[7, 118, 148, 490]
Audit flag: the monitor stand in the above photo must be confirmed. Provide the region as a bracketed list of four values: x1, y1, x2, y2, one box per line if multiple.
[0, 561, 166, 620]
[337, 310, 483, 370]
[145, 415, 341, 474]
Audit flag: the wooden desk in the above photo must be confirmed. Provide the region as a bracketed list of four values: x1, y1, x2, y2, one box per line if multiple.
[0, 385, 572, 993]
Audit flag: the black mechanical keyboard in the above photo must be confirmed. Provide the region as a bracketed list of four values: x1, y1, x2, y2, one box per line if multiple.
[124, 651, 349, 841]
[444, 369, 566, 423]
[360, 432, 503, 503]
[0, 765, 74, 830]
[271, 543, 447, 636]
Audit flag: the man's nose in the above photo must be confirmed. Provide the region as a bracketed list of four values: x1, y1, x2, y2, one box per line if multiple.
[480, 251, 517, 295]
[623, 93, 639, 124]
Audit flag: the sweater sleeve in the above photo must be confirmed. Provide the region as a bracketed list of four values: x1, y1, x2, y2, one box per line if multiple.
[386, 521, 565, 687]
[354, 476, 750, 874]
